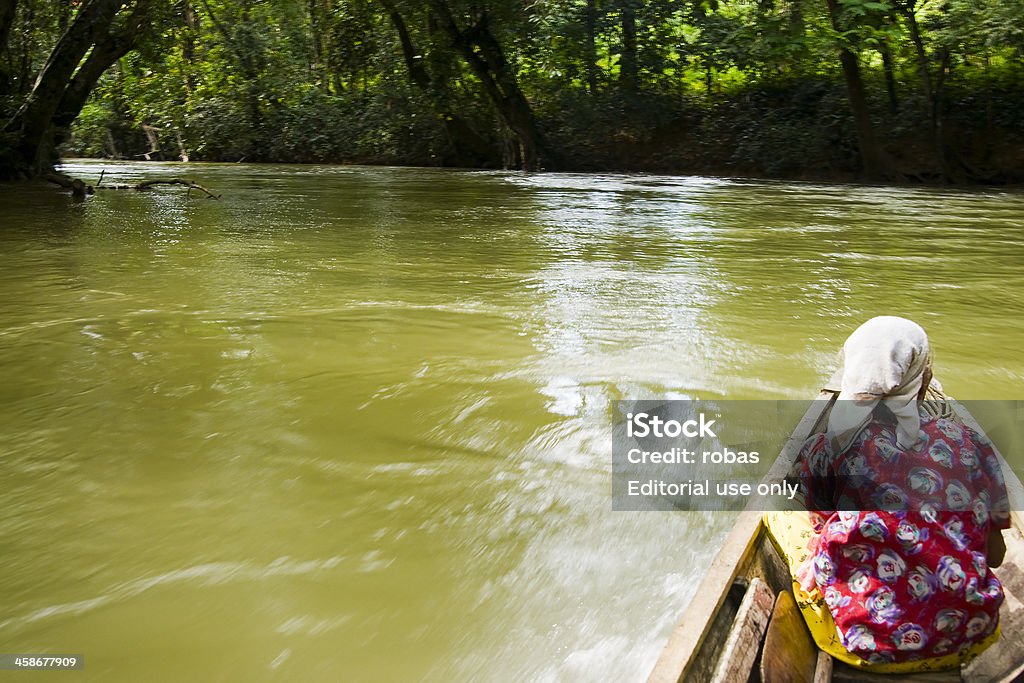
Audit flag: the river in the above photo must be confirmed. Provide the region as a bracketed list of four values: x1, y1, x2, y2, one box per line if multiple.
[1, 160, 1022, 681]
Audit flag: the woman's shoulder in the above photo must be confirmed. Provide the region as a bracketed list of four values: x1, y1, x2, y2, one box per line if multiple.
[801, 431, 829, 451]
[920, 414, 975, 441]
[862, 414, 986, 456]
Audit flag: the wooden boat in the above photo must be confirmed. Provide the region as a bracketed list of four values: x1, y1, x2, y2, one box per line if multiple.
[647, 379, 1024, 683]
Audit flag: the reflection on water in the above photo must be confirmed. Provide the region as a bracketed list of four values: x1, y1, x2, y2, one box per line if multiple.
[1, 161, 1022, 681]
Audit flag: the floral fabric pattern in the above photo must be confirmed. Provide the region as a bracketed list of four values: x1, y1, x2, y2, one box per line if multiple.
[798, 415, 1010, 664]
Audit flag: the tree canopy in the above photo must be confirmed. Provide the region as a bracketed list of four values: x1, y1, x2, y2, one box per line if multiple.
[2, 0, 1023, 181]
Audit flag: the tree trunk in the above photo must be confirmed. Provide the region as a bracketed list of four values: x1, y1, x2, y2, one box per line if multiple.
[426, 0, 555, 170]
[901, 6, 933, 102]
[836, 49, 889, 179]
[0, 0, 16, 98]
[584, 0, 598, 94]
[3, 0, 124, 176]
[200, 0, 263, 141]
[380, 0, 431, 91]
[15, 1, 36, 100]
[0, 0, 17, 69]
[378, 0, 494, 166]
[900, 3, 950, 179]
[104, 128, 121, 158]
[932, 47, 952, 180]
[307, 0, 329, 92]
[880, 46, 898, 114]
[182, 0, 199, 93]
[824, 0, 892, 180]
[620, 0, 637, 92]
[52, 1, 152, 142]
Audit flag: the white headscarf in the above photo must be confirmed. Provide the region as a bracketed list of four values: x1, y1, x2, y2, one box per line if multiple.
[827, 316, 932, 454]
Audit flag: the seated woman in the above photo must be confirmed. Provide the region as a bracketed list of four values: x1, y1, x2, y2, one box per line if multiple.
[770, 316, 1010, 672]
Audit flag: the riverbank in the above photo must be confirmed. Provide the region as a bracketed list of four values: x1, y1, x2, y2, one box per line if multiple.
[64, 74, 1024, 186]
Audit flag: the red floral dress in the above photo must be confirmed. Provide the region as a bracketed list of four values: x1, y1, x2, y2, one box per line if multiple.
[798, 414, 1010, 664]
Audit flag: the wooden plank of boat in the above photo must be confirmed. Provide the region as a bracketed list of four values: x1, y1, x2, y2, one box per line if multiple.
[647, 391, 836, 683]
[647, 388, 1024, 683]
[710, 577, 774, 683]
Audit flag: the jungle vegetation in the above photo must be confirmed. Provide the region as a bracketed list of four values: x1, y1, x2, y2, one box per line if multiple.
[2, 0, 1023, 182]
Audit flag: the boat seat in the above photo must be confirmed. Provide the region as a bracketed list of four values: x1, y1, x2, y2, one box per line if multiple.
[760, 589, 819, 683]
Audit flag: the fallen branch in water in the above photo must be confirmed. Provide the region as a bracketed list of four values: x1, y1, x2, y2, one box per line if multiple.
[44, 172, 94, 198]
[104, 178, 222, 199]
[45, 172, 221, 199]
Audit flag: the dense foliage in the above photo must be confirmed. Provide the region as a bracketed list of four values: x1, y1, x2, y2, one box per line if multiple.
[3, 0, 1024, 181]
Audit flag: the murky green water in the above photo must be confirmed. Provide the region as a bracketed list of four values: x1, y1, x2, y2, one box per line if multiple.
[1, 160, 1023, 681]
